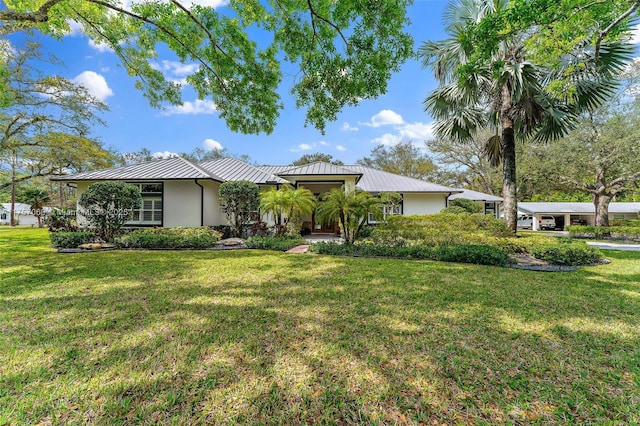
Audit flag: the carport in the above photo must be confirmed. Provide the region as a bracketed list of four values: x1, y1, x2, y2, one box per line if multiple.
[518, 202, 640, 231]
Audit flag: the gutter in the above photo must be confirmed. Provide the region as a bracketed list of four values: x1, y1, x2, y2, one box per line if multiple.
[194, 179, 204, 226]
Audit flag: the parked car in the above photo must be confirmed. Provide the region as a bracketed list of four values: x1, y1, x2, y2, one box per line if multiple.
[570, 219, 587, 225]
[538, 215, 556, 230]
[517, 215, 533, 229]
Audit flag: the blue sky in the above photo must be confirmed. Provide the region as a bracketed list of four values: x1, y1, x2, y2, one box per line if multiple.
[7, 1, 640, 166]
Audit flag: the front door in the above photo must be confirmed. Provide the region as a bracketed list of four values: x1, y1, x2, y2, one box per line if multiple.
[311, 211, 338, 233]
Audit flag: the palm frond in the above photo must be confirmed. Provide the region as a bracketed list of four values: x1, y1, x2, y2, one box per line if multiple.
[484, 134, 502, 167]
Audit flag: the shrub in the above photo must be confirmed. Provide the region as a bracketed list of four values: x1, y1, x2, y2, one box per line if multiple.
[435, 244, 510, 266]
[212, 225, 233, 239]
[568, 225, 640, 240]
[78, 182, 142, 242]
[47, 208, 78, 232]
[50, 232, 97, 248]
[219, 180, 260, 238]
[528, 241, 602, 265]
[311, 241, 509, 266]
[114, 227, 222, 249]
[440, 206, 469, 214]
[449, 198, 483, 213]
[246, 235, 306, 251]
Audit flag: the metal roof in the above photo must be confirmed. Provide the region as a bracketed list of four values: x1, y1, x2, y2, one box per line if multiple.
[52, 157, 220, 181]
[199, 157, 288, 184]
[450, 189, 503, 202]
[345, 165, 460, 193]
[518, 202, 640, 214]
[276, 162, 363, 179]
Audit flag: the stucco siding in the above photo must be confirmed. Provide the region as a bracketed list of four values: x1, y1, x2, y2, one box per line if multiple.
[402, 193, 448, 215]
[200, 180, 223, 226]
[163, 180, 203, 227]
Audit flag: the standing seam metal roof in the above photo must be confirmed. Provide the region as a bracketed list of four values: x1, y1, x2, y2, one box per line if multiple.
[51, 156, 217, 181]
[449, 189, 503, 202]
[199, 157, 288, 184]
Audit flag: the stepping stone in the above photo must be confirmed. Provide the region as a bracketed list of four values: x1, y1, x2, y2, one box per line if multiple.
[286, 245, 310, 254]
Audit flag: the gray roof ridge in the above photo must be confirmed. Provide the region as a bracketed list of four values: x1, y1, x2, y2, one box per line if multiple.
[178, 156, 223, 180]
[278, 161, 362, 175]
[198, 157, 287, 183]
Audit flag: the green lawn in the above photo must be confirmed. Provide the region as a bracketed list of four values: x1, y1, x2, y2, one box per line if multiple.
[1, 228, 639, 424]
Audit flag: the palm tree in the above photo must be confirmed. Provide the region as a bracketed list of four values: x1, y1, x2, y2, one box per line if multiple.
[420, 0, 632, 231]
[315, 185, 382, 244]
[259, 186, 288, 236]
[260, 185, 316, 236]
[22, 189, 50, 228]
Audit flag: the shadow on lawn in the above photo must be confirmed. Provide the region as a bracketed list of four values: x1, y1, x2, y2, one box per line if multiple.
[1, 237, 639, 424]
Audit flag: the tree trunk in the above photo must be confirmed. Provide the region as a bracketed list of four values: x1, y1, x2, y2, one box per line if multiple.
[10, 153, 16, 227]
[593, 193, 611, 227]
[501, 86, 517, 233]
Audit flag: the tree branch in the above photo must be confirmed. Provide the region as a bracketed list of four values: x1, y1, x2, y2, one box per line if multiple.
[595, 0, 640, 59]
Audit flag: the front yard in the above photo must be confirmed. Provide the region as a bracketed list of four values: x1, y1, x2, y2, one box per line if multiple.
[1, 228, 639, 424]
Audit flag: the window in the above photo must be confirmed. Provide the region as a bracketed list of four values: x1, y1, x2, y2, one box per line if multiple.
[126, 182, 163, 225]
[369, 204, 401, 223]
[0, 213, 6, 220]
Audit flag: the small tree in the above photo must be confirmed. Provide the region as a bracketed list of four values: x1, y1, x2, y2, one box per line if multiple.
[219, 180, 260, 238]
[316, 186, 382, 244]
[79, 182, 141, 242]
[21, 188, 50, 228]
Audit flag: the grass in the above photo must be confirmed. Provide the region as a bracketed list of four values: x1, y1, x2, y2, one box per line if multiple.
[1, 227, 639, 424]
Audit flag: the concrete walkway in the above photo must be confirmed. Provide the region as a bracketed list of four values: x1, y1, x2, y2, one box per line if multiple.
[586, 242, 640, 251]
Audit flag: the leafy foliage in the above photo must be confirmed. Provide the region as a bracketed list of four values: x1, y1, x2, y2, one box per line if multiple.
[449, 198, 483, 213]
[46, 208, 78, 232]
[420, 0, 634, 231]
[219, 180, 260, 238]
[2, 1, 413, 134]
[20, 188, 50, 228]
[260, 185, 316, 237]
[114, 227, 222, 249]
[49, 231, 96, 248]
[311, 241, 510, 266]
[245, 235, 307, 251]
[568, 225, 640, 241]
[78, 182, 142, 242]
[291, 153, 343, 166]
[356, 141, 437, 181]
[315, 186, 382, 244]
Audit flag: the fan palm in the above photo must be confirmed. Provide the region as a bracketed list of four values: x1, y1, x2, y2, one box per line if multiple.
[420, 0, 633, 231]
[21, 189, 50, 228]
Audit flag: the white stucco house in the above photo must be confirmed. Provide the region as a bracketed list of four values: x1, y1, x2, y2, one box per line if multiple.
[0, 203, 51, 226]
[53, 157, 464, 232]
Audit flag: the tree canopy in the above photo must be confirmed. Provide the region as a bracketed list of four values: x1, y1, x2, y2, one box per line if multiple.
[356, 141, 437, 181]
[291, 153, 343, 166]
[1, 0, 413, 134]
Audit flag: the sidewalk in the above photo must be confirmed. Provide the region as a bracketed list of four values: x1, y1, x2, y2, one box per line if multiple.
[586, 242, 640, 251]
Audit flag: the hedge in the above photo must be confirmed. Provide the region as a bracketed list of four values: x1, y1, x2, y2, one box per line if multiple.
[567, 225, 640, 240]
[311, 242, 511, 267]
[50, 232, 98, 248]
[245, 235, 307, 251]
[114, 227, 222, 249]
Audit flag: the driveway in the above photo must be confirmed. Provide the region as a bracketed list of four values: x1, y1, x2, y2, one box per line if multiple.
[586, 242, 640, 251]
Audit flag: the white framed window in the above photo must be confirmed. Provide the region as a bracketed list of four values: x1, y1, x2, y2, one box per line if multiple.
[126, 182, 163, 226]
[368, 204, 401, 223]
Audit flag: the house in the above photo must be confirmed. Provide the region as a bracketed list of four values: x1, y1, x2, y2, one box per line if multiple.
[449, 189, 503, 218]
[52, 156, 462, 231]
[0, 203, 51, 226]
[517, 202, 640, 230]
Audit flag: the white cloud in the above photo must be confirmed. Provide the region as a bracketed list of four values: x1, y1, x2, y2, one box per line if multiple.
[72, 71, 114, 101]
[65, 20, 84, 36]
[88, 39, 113, 53]
[153, 60, 198, 76]
[398, 122, 435, 141]
[631, 23, 640, 44]
[360, 109, 405, 127]
[336, 145, 346, 151]
[371, 133, 401, 146]
[203, 138, 224, 151]
[162, 99, 217, 115]
[153, 151, 180, 159]
[318, 141, 329, 146]
[341, 122, 359, 132]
